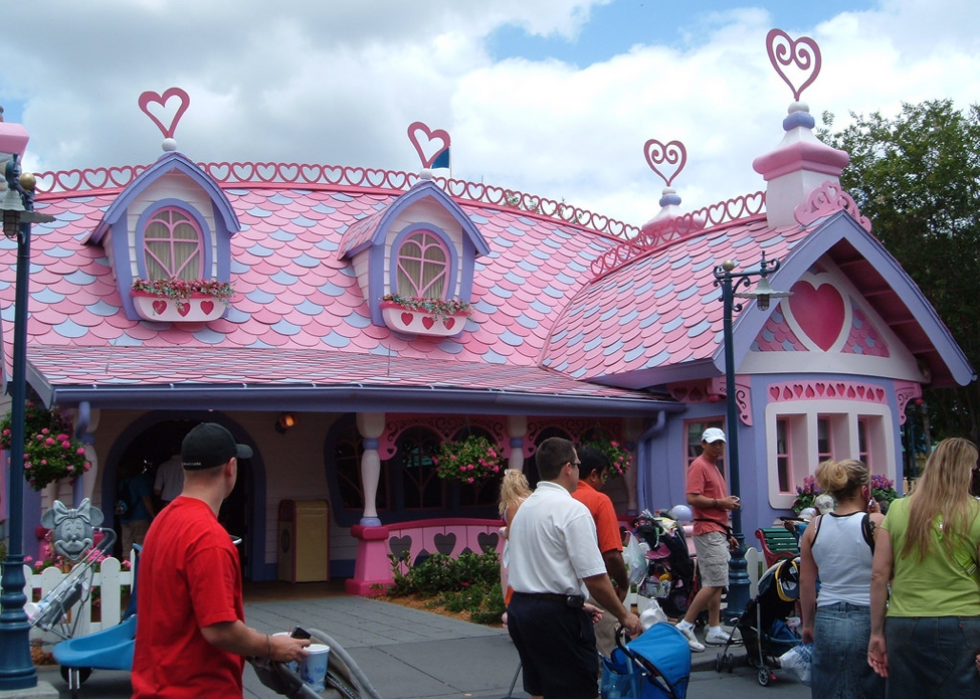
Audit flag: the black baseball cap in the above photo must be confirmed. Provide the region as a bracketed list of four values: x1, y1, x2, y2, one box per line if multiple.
[182, 423, 253, 471]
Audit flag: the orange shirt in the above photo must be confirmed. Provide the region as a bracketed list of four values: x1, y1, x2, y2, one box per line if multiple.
[687, 454, 729, 536]
[572, 480, 623, 554]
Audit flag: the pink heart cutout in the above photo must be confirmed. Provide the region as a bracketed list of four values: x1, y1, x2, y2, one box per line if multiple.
[421, 316, 435, 330]
[138, 88, 190, 139]
[788, 281, 845, 351]
[407, 121, 451, 168]
[766, 29, 822, 102]
[401, 312, 414, 326]
[200, 300, 214, 315]
[152, 299, 167, 315]
[443, 317, 455, 330]
[643, 139, 687, 187]
[177, 302, 191, 317]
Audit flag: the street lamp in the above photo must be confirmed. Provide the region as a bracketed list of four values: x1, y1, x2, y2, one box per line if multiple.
[713, 253, 790, 623]
[0, 152, 55, 690]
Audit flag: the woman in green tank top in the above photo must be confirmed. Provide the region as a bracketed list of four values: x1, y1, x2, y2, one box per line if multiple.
[868, 438, 980, 698]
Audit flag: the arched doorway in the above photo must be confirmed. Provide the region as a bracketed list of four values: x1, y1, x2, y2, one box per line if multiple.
[104, 414, 261, 579]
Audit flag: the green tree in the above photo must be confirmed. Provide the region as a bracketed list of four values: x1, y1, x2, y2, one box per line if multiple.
[821, 100, 980, 442]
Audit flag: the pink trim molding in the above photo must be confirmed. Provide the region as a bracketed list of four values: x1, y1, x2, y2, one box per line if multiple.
[767, 380, 887, 404]
[795, 180, 872, 232]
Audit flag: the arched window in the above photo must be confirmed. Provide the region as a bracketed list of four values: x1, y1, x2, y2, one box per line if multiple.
[395, 230, 448, 299]
[143, 207, 204, 281]
[394, 427, 444, 510]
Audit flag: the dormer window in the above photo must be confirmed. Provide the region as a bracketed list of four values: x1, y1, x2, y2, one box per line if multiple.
[143, 207, 204, 281]
[87, 151, 241, 324]
[395, 229, 450, 300]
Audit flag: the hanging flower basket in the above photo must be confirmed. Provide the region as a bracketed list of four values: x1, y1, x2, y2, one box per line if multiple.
[581, 438, 632, 480]
[131, 279, 233, 322]
[0, 402, 91, 491]
[433, 435, 502, 483]
[380, 294, 471, 337]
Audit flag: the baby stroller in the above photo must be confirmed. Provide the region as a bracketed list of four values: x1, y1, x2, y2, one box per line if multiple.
[250, 627, 383, 699]
[715, 555, 802, 686]
[602, 624, 691, 699]
[632, 510, 696, 619]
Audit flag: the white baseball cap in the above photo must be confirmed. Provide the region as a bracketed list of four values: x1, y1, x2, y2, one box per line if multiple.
[701, 427, 727, 444]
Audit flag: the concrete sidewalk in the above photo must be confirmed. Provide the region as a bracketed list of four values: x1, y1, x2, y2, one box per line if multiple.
[27, 597, 808, 699]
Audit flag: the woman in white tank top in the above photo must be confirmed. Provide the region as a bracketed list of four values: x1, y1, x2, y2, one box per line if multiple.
[800, 459, 885, 699]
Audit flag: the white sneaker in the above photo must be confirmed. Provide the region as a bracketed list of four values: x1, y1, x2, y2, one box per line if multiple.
[676, 624, 705, 653]
[704, 628, 731, 646]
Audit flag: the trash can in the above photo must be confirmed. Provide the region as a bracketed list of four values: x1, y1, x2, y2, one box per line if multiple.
[278, 499, 329, 583]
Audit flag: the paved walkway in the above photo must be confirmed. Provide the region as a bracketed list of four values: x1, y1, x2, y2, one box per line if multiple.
[34, 596, 809, 699]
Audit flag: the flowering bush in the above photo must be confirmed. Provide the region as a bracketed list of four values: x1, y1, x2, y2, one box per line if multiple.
[0, 402, 91, 491]
[132, 278, 234, 307]
[792, 475, 821, 514]
[582, 438, 632, 479]
[871, 474, 900, 504]
[432, 435, 502, 483]
[381, 294, 471, 321]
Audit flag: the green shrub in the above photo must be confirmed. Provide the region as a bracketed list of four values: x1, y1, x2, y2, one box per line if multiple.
[386, 550, 505, 626]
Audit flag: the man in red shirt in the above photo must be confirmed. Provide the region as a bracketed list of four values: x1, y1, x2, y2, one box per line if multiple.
[674, 428, 741, 652]
[572, 445, 629, 657]
[131, 423, 310, 699]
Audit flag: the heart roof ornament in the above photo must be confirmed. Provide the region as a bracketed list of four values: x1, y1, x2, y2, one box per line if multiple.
[138, 87, 190, 139]
[766, 29, 822, 102]
[407, 121, 451, 169]
[643, 139, 687, 187]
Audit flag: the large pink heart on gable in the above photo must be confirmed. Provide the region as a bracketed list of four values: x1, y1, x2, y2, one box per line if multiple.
[407, 121, 450, 168]
[138, 88, 190, 139]
[788, 280, 845, 351]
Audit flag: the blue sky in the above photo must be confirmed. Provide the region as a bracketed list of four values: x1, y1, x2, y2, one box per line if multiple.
[488, 1, 875, 67]
[1, 0, 977, 225]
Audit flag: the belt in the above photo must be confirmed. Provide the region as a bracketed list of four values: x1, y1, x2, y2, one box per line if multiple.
[511, 591, 585, 608]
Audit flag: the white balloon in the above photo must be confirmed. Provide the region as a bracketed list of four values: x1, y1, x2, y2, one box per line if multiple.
[668, 504, 693, 523]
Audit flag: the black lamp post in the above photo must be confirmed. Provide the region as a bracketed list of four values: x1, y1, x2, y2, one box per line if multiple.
[713, 253, 789, 623]
[0, 152, 55, 690]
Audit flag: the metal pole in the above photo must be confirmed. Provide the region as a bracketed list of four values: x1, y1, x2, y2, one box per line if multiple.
[720, 271, 750, 623]
[0, 206, 37, 689]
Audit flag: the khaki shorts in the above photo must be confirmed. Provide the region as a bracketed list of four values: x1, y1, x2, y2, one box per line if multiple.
[693, 531, 730, 588]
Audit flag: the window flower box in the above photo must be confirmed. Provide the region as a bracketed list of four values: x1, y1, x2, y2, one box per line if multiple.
[130, 279, 232, 323]
[380, 295, 471, 337]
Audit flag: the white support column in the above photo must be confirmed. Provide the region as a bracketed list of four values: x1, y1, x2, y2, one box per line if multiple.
[356, 412, 386, 526]
[507, 415, 527, 471]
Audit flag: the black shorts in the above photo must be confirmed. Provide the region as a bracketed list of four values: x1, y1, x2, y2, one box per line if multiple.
[507, 593, 599, 699]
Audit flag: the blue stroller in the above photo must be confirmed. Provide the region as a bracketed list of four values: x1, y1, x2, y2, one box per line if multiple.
[603, 624, 691, 699]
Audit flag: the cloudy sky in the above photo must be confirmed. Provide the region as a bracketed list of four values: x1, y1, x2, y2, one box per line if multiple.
[2, 0, 978, 227]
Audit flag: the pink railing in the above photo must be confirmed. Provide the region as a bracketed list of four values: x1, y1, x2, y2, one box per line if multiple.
[589, 190, 767, 278]
[33, 161, 639, 240]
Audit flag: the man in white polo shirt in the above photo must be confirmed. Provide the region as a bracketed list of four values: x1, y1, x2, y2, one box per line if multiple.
[507, 437, 642, 699]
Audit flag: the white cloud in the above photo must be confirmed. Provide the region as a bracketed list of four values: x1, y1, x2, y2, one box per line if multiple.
[2, 0, 979, 228]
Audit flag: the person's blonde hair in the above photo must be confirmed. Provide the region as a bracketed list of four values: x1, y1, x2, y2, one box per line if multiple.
[815, 459, 869, 501]
[902, 437, 979, 561]
[498, 469, 531, 516]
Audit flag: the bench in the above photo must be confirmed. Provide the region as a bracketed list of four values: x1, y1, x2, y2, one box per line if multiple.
[755, 526, 799, 568]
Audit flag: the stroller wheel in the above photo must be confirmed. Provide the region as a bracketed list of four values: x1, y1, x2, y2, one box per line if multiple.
[757, 668, 772, 686]
[60, 666, 92, 685]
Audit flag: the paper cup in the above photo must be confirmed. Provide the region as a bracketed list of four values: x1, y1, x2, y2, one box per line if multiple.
[273, 632, 298, 673]
[299, 643, 330, 692]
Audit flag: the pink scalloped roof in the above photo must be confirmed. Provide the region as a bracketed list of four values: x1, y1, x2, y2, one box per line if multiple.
[2, 185, 627, 390]
[540, 216, 812, 380]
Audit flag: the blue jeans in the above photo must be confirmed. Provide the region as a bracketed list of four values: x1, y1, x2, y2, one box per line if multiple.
[885, 616, 980, 699]
[812, 602, 884, 699]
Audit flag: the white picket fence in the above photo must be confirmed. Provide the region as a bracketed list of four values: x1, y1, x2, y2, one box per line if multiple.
[23, 554, 135, 645]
